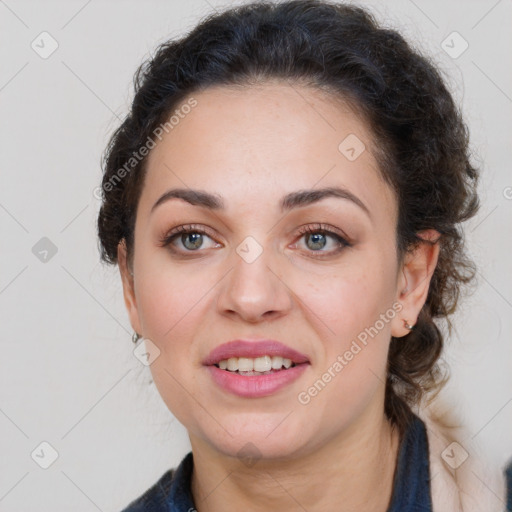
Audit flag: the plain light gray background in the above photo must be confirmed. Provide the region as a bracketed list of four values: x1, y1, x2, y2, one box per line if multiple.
[1, 0, 511, 510]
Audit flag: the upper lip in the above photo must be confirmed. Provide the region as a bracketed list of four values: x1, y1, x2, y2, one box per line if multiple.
[203, 340, 310, 366]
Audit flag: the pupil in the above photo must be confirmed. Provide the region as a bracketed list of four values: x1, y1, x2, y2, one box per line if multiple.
[183, 233, 202, 250]
[307, 233, 326, 250]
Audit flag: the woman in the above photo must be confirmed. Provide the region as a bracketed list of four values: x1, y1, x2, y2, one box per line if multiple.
[96, 1, 507, 510]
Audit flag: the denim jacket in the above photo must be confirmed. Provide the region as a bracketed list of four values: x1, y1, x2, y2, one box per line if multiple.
[121, 414, 435, 511]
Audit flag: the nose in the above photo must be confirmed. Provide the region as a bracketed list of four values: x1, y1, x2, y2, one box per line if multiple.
[216, 241, 293, 323]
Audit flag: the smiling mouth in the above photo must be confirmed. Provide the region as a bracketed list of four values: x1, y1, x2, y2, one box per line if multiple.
[206, 353, 309, 397]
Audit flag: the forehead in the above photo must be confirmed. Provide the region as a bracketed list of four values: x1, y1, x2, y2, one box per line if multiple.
[140, 81, 396, 221]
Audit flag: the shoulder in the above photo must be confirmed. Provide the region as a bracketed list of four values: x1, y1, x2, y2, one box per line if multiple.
[416, 399, 507, 512]
[120, 468, 176, 512]
[120, 451, 195, 512]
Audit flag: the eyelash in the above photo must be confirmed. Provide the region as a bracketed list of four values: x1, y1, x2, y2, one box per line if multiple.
[158, 223, 351, 258]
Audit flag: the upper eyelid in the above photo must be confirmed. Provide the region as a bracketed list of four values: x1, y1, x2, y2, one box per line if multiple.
[162, 223, 345, 239]
[296, 223, 350, 240]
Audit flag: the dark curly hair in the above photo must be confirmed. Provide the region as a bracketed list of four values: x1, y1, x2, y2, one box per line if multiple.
[96, 0, 479, 434]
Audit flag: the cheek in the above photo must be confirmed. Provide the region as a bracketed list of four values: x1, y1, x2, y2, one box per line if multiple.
[135, 266, 208, 348]
[133, 234, 215, 330]
[293, 251, 395, 406]
[295, 252, 396, 346]
[134, 265, 211, 427]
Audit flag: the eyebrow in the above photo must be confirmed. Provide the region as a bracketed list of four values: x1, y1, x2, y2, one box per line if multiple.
[150, 186, 370, 217]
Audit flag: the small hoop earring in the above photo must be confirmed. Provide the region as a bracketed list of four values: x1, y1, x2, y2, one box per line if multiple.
[403, 320, 414, 331]
[132, 332, 142, 344]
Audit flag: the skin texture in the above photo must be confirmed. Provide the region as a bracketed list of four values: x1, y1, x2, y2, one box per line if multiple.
[117, 81, 440, 511]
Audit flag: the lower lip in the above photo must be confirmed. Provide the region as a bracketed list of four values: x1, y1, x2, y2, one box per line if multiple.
[205, 364, 309, 398]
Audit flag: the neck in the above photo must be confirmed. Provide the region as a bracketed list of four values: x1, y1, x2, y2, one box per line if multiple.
[189, 409, 401, 512]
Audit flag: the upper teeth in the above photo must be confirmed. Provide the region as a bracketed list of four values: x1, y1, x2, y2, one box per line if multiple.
[218, 356, 293, 372]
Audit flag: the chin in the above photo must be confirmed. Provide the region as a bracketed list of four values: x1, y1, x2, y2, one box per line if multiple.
[194, 415, 313, 462]
[214, 435, 304, 463]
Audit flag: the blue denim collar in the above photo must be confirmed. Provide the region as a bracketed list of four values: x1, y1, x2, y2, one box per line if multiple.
[387, 414, 433, 511]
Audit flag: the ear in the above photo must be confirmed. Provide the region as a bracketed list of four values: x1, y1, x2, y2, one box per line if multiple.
[117, 239, 142, 336]
[391, 229, 441, 338]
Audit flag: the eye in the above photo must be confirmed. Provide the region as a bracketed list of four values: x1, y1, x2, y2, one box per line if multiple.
[158, 224, 221, 253]
[158, 222, 351, 258]
[294, 223, 351, 257]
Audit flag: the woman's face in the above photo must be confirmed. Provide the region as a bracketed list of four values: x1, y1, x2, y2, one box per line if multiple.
[119, 81, 412, 459]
